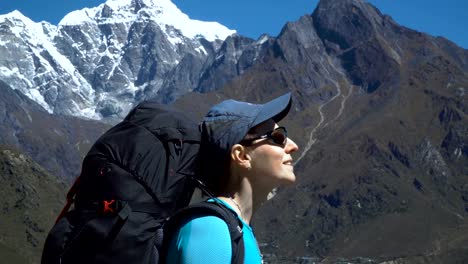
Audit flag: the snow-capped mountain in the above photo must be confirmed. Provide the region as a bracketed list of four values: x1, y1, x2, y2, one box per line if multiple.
[0, 0, 235, 120]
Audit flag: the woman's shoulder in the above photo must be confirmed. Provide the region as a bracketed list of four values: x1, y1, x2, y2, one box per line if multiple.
[169, 215, 232, 263]
[179, 215, 230, 237]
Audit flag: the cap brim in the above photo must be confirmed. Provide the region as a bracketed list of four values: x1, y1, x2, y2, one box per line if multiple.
[252, 92, 292, 128]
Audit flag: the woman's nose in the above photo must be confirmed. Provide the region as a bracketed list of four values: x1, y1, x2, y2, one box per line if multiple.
[285, 138, 299, 153]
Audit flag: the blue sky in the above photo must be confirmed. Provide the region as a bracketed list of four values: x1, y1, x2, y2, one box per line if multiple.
[1, 0, 467, 49]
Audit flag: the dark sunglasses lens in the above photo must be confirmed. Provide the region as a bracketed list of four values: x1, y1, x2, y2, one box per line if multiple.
[271, 128, 287, 145]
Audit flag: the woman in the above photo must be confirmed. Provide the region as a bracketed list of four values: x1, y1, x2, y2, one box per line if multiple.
[166, 92, 299, 263]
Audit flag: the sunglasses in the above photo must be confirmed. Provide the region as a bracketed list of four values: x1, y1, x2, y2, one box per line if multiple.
[241, 127, 288, 146]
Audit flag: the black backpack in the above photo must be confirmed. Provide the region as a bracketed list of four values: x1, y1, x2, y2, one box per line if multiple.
[41, 102, 244, 264]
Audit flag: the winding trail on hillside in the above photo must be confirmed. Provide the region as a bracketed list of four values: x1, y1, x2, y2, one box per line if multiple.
[294, 83, 341, 165]
[294, 62, 353, 166]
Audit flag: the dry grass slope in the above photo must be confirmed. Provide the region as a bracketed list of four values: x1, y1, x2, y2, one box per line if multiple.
[0, 146, 67, 264]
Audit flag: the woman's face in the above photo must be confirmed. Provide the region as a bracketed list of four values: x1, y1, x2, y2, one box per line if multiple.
[245, 120, 299, 189]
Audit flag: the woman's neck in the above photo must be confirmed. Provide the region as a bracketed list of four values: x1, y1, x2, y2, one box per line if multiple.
[218, 180, 270, 224]
[216, 196, 248, 223]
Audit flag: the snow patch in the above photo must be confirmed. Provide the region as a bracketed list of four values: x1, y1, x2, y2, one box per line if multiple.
[454, 148, 462, 159]
[27, 89, 53, 113]
[356, 200, 362, 208]
[0, 66, 19, 77]
[59, 8, 99, 26]
[195, 45, 207, 55]
[257, 34, 270, 45]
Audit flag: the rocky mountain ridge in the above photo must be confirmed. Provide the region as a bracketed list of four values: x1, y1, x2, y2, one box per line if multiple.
[0, 0, 235, 121]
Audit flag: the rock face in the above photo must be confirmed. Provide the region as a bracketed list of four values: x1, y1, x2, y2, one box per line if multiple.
[312, 0, 402, 93]
[0, 0, 467, 262]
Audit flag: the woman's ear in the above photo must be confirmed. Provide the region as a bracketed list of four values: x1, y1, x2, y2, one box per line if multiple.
[230, 144, 251, 169]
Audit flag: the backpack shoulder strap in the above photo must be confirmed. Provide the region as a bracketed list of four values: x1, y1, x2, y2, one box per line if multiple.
[162, 201, 244, 264]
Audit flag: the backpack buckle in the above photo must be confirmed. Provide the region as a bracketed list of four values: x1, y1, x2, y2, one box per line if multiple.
[174, 139, 183, 155]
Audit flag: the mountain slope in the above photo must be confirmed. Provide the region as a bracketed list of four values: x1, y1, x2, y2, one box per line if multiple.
[0, 146, 67, 264]
[0, 80, 109, 180]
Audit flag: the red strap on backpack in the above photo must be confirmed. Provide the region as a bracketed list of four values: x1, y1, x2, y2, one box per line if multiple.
[55, 176, 81, 224]
[102, 200, 116, 214]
